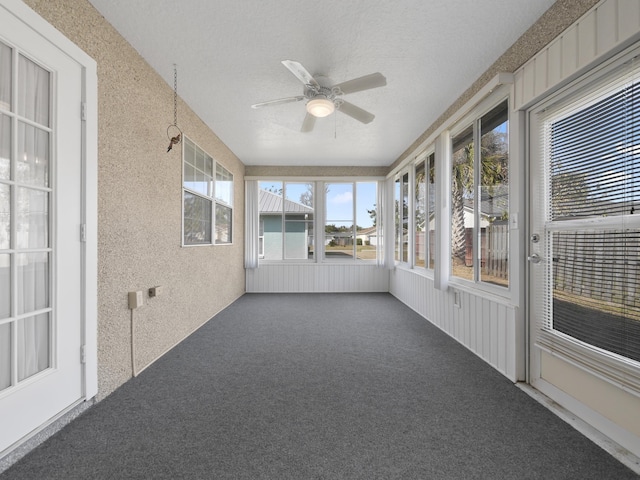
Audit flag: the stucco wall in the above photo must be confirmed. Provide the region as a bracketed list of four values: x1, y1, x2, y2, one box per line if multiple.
[23, 0, 246, 400]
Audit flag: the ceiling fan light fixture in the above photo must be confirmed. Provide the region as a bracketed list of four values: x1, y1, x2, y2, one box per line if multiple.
[306, 97, 335, 117]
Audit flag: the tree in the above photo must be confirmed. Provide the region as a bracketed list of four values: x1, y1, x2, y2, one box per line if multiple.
[299, 183, 328, 208]
[451, 144, 474, 265]
[367, 205, 377, 226]
[451, 130, 507, 266]
[551, 171, 589, 219]
[299, 189, 312, 207]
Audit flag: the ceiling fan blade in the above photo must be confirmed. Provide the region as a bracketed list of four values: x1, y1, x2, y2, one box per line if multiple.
[282, 60, 319, 87]
[333, 72, 387, 95]
[301, 112, 316, 133]
[251, 96, 305, 108]
[338, 101, 375, 124]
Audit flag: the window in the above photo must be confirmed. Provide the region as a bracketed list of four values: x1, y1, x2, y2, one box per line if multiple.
[258, 218, 264, 258]
[253, 180, 378, 262]
[258, 181, 314, 260]
[450, 100, 509, 287]
[182, 137, 233, 245]
[394, 173, 409, 263]
[415, 152, 435, 269]
[215, 163, 233, 244]
[538, 64, 640, 363]
[325, 182, 377, 261]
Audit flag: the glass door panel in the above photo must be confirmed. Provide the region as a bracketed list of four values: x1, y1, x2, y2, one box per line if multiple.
[0, 43, 52, 393]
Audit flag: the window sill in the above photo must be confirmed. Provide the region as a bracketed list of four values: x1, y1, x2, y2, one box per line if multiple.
[447, 277, 515, 307]
[393, 262, 434, 279]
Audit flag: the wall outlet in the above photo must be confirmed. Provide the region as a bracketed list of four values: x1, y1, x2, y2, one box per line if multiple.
[128, 290, 144, 309]
[453, 290, 462, 308]
[148, 286, 162, 297]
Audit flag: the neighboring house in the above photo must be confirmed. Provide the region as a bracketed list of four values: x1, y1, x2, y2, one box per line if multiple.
[357, 226, 378, 246]
[259, 189, 314, 260]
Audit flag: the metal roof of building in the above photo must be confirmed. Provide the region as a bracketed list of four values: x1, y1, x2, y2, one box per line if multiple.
[259, 189, 314, 214]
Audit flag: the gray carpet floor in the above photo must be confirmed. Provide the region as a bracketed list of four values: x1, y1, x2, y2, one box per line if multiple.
[1, 293, 638, 479]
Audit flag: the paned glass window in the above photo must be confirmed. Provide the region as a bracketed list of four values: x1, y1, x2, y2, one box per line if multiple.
[415, 153, 435, 269]
[258, 181, 314, 260]
[325, 182, 377, 261]
[451, 100, 509, 287]
[182, 137, 233, 245]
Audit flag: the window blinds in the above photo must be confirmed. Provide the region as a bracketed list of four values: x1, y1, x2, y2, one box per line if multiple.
[538, 59, 640, 366]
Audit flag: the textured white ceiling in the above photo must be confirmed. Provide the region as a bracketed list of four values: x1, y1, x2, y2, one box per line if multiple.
[87, 0, 556, 167]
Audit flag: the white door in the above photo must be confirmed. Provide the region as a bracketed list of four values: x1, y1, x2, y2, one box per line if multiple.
[527, 53, 640, 453]
[0, 11, 83, 453]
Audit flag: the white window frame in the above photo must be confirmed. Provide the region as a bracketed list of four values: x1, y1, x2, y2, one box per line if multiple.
[251, 177, 382, 264]
[182, 136, 233, 246]
[447, 93, 510, 294]
[413, 149, 436, 272]
[322, 180, 379, 264]
[393, 171, 411, 265]
[258, 217, 264, 259]
[214, 163, 233, 245]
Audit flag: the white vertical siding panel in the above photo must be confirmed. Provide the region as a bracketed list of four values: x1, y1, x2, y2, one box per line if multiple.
[490, 301, 498, 367]
[289, 265, 297, 291]
[482, 298, 492, 363]
[442, 289, 449, 334]
[578, 10, 598, 69]
[497, 304, 507, 375]
[505, 307, 516, 380]
[343, 265, 350, 291]
[534, 52, 548, 98]
[522, 61, 536, 105]
[562, 24, 579, 79]
[514, 70, 525, 110]
[246, 264, 388, 293]
[597, 0, 618, 55]
[515, 0, 640, 109]
[469, 298, 478, 354]
[457, 293, 463, 342]
[350, 265, 357, 291]
[547, 38, 563, 89]
[463, 291, 471, 348]
[618, 0, 640, 42]
[320, 265, 329, 291]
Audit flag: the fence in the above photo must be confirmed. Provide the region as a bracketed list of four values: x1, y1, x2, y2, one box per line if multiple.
[552, 229, 640, 310]
[462, 224, 509, 280]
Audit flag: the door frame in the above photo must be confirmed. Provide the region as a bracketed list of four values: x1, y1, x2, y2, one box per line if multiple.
[1, 0, 97, 403]
[524, 41, 640, 462]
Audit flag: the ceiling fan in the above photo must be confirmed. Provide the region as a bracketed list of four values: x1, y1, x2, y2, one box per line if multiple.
[251, 60, 387, 132]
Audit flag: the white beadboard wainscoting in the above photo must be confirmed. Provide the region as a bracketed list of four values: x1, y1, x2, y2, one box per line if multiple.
[246, 263, 389, 293]
[389, 267, 524, 382]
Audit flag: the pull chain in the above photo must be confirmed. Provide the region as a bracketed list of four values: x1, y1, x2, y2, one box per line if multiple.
[173, 64, 178, 127]
[167, 63, 182, 152]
